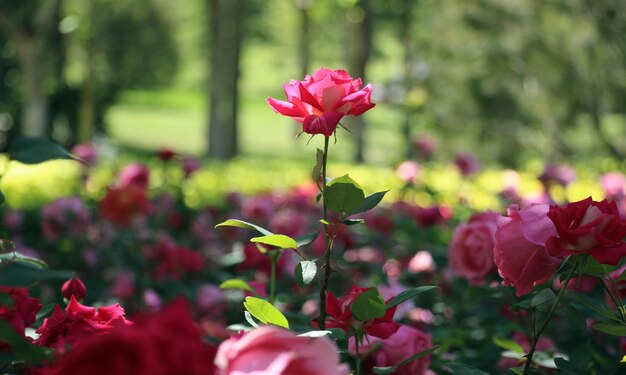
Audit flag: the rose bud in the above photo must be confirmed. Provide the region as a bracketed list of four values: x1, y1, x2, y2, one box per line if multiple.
[61, 275, 87, 301]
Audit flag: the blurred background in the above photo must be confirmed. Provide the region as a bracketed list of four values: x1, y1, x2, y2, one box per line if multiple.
[0, 0, 625, 167]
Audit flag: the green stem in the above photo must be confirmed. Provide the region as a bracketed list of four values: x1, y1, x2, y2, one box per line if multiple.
[269, 251, 278, 304]
[523, 259, 579, 375]
[319, 136, 331, 330]
[355, 335, 362, 375]
[603, 265, 626, 322]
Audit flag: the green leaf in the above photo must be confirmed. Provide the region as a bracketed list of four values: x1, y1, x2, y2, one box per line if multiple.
[250, 234, 297, 249]
[446, 362, 490, 375]
[0, 291, 14, 308]
[295, 260, 317, 287]
[327, 328, 347, 340]
[8, 137, 75, 164]
[0, 320, 49, 364]
[372, 367, 396, 374]
[531, 288, 556, 312]
[323, 174, 365, 213]
[592, 321, 626, 336]
[554, 357, 586, 375]
[351, 287, 386, 321]
[493, 336, 524, 354]
[243, 311, 260, 328]
[343, 218, 364, 225]
[0, 262, 72, 286]
[243, 297, 289, 329]
[219, 279, 254, 292]
[395, 346, 439, 368]
[0, 190, 4, 206]
[215, 219, 273, 236]
[0, 251, 48, 269]
[296, 232, 319, 247]
[386, 286, 438, 309]
[346, 190, 389, 216]
[577, 254, 617, 277]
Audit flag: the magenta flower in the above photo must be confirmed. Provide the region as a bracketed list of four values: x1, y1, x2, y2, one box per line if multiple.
[267, 68, 375, 136]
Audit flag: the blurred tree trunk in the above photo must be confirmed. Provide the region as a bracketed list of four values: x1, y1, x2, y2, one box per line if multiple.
[401, 0, 415, 160]
[344, 0, 372, 163]
[0, 1, 58, 137]
[207, 0, 243, 160]
[78, 0, 96, 143]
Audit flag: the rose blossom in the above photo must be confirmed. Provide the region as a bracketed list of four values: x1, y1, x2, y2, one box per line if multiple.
[34, 296, 130, 349]
[494, 204, 562, 296]
[0, 286, 41, 348]
[37, 299, 218, 375]
[350, 325, 432, 375]
[99, 185, 149, 227]
[61, 275, 87, 301]
[600, 172, 626, 201]
[118, 163, 150, 190]
[267, 68, 375, 136]
[323, 286, 399, 339]
[215, 326, 349, 375]
[396, 160, 420, 184]
[449, 211, 498, 285]
[546, 197, 626, 265]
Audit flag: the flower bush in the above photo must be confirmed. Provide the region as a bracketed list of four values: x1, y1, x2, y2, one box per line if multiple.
[1, 69, 626, 375]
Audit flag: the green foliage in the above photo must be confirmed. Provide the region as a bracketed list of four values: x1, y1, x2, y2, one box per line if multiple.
[324, 174, 365, 213]
[8, 137, 75, 164]
[385, 286, 438, 309]
[219, 279, 255, 293]
[250, 234, 297, 249]
[351, 287, 386, 321]
[215, 219, 273, 236]
[294, 261, 317, 288]
[243, 297, 289, 329]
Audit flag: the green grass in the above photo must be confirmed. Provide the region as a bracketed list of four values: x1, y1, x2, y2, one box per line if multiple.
[106, 89, 407, 165]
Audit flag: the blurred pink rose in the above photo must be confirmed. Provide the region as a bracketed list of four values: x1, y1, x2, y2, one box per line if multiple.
[396, 160, 420, 184]
[494, 205, 562, 296]
[408, 250, 436, 274]
[267, 68, 375, 136]
[72, 143, 99, 165]
[269, 209, 308, 238]
[215, 326, 350, 375]
[413, 135, 438, 159]
[118, 163, 150, 190]
[448, 211, 498, 285]
[539, 163, 576, 187]
[41, 197, 90, 240]
[183, 157, 202, 178]
[351, 325, 433, 375]
[454, 152, 480, 176]
[601, 172, 626, 200]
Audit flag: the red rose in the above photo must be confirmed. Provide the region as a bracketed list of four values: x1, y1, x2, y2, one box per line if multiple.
[156, 148, 176, 162]
[36, 299, 217, 375]
[324, 286, 399, 339]
[0, 286, 41, 348]
[99, 185, 149, 227]
[61, 275, 87, 301]
[494, 205, 562, 296]
[267, 68, 375, 136]
[449, 211, 498, 285]
[546, 197, 626, 265]
[34, 296, 129, 349]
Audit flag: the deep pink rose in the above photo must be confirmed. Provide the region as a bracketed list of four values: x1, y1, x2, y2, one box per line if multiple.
[454, 152, 480, 176]
[0, 286, 41, 348]
[538, 163, 576, 187]
[118, 163, 150, 190]
[36, 299, 218, 375]
[350, 325, 433, 375]
[323, 286, 399, 339]
[396, 160, 420, 184]
[183, 157, 202, 178]
[61, 275, 87, 301]
[494, 205, 562, 296]
[34, 296, 130, 349]
[546, 197, 626, 265]
[71, 143, 98, 166]
[267, 68, 375, 136]
[215, 326, 349, 375]
[449, 211, 498, 285]
[601, 172, 626, 201]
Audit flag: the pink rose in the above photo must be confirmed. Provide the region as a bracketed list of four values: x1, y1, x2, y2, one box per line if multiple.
[118, 163, 150, 190]
[449, 211, 498, 285]
[396, 160, 420, 184]
[215, 326, 350, 375]
[351, 325, 433, 375]
[600, 172, 626, 201]
[267, 68, 375, 136]
[494, 205, 562, 296]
